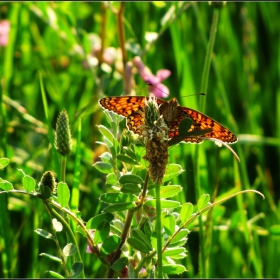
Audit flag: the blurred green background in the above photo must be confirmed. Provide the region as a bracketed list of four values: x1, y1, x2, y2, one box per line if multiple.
[0, 2, 279, 278]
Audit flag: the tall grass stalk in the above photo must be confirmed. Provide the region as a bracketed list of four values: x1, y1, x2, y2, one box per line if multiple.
[195, 7, 220, 278]
[155, 182, 163, 278]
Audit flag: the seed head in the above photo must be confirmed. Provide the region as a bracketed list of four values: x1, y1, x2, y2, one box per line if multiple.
[54, 110, 72, 156]
[142, 98, 169, 185]
[38, 171, 57, 198]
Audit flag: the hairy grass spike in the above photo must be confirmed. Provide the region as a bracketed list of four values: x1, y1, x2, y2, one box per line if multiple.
[142, 98, 169, 185]
[54, 109, 72, 156]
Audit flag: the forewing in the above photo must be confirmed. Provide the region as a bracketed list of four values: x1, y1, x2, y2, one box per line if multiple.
[99, 96, 147, 135]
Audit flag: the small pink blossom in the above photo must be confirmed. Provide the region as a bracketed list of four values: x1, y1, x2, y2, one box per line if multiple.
[133, 56, 171, 98]
[0, 20, 10, 47]
[86, 244, 94, 254]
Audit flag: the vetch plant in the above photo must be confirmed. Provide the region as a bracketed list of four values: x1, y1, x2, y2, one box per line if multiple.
[0, 101, 265, 278]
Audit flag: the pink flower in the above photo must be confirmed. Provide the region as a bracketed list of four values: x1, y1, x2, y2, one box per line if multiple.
[0, 20, 10, 47]
[133, 56, 171, 98]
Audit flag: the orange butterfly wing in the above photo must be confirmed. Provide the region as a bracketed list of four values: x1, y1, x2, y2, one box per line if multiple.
[99, 96, 149, 134]
[99, 96, 237, 144]
[164, 100, 238, 144]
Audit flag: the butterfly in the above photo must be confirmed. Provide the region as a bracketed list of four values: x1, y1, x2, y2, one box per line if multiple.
[98, 96, 238, 145]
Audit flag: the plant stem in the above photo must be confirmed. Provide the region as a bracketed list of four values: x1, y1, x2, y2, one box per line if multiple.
[60, 155, 67, 183]
[107, 209, 134, 278]
[155, 182, 163, 278]
[107, 172, 150, 278]
[116, 3, 127, 74]
[43, 201, 70, 278]
[140, 171, 149, 204]
[195, 7, 220, 279]
[98, 2, 107, 63]
[134, 251, 157, 278]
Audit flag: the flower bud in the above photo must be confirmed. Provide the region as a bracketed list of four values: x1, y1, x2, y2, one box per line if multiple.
[54, 110, 72, 156]
[38, 171, 57, 199]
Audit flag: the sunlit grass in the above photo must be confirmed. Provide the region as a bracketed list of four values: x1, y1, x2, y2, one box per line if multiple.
[0, 2, 279, 278]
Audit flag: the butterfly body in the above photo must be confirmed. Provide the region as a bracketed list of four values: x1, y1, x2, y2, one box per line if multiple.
[98, 96, 238, 144]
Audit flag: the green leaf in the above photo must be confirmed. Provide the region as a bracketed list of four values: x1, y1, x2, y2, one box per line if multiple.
[101, 235, 120, 255]
[76, 225, 87, 237]
[0, 179, 13, 191]
[117, 154, 139, 165]
[162, 164, 184, 182]
[86, 213, 114, 230]
[63, 243, 77, 256]
[144, 199, 180, 209]
[127, 237, 151, 254]
[163, 247, 186, 257]
[102, 109, 114, 128]
[94, 221, 110, 244]
[119, 174, 143, 184]
[123, 147, 138, 161]
[103, 136, 113, 148]
[111, 257, 128, 271]
[45, 271, 64, 278]
[52, 218, 63, 232]
[168, 240, 187, 248]
[171, 229, 190, 244]
[40, 185, 52, 199]
[93, 162, 113, 174]
[57, 182, 70, 207]
[70, 262, 84, 278]
[121, 183, 141, 194]
[270, 225, 280, 235]
[163, 215, 175, 236]
[22, 175, 36, 193]
[131, 229, 153, 251]
[169, 252, 188, 259]
[148, 185, 182, 198]
[143, 222, 152, 239]
[100, 193, 138, 204]
[180, 202, 193, 223]
[0, 157, 10, 170]
[100, 152, 113, 163]
[197, 194, 210, 211]
[162, 264, 186, 274]
[39, 253, 62, 263]
[113, 138, 120, 156]
[185, 128, 212, 137]
[103, 202, 135, 213]
[97, 125, 115, 143]
[178, 117, 192, 137]
[106, 173, 118, 185]
[34, 229, 55, 240]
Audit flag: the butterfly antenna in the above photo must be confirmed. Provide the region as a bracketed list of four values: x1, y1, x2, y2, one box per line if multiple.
[146, 82, 169, 97]
[147, 82, 206, 98]
[181, 93, 206, 98]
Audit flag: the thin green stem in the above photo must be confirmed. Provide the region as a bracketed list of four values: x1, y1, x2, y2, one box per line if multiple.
[162, 189, 264, 253]
[141, 2, 191, 57]
[195, 8, 220, 279]
[46, 202, 85, 278]
[60, 155, 67, 183]
[140, 171, 149, 204]
[134, 251, 157, 278]
[107, 209, 134, 278]
[107, 172, 150, 278]
[39, 73, 60, 178]
[43, 201, 70, 278]
[199, 8, 219, 109]
[155, 182, 163, 278]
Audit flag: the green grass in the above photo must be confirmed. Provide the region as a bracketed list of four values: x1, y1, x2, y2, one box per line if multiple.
[0, 2, 280, 278]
